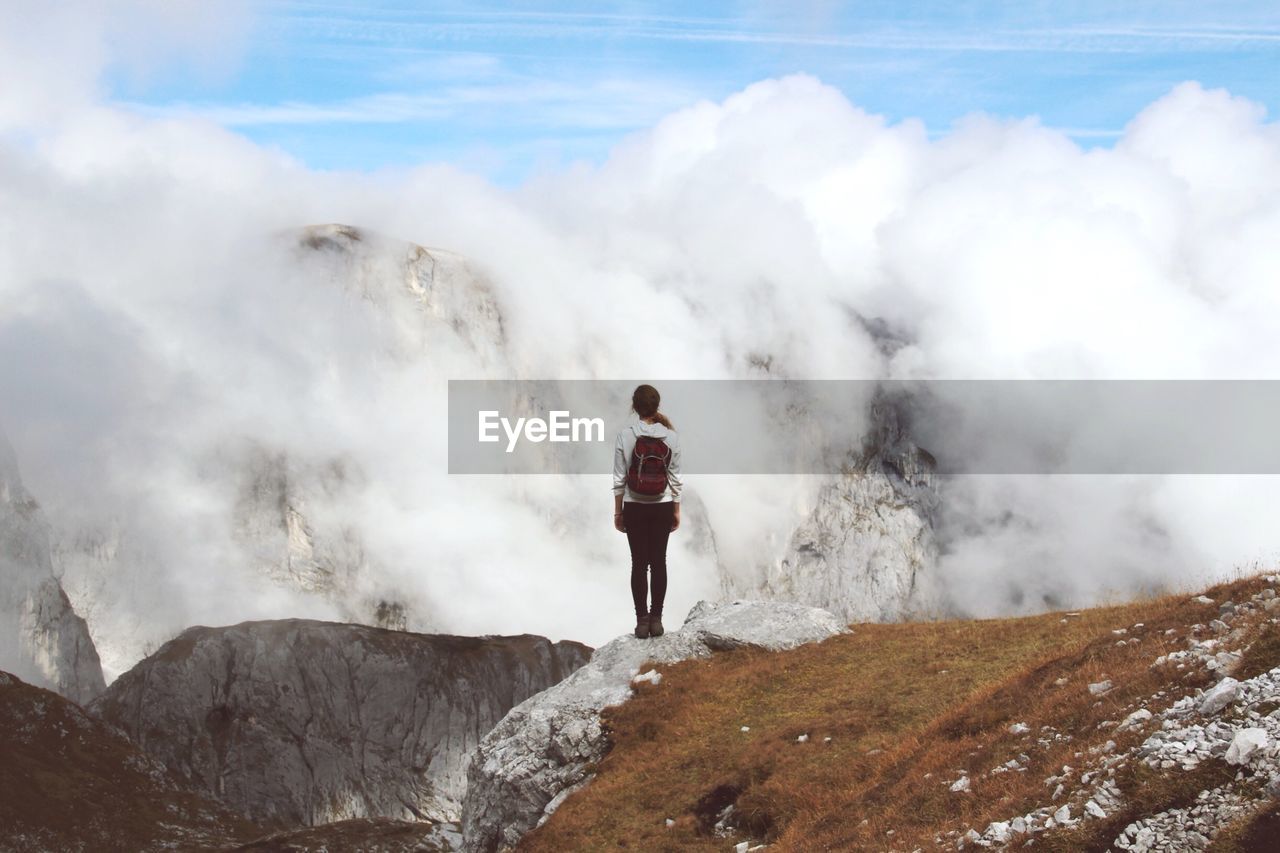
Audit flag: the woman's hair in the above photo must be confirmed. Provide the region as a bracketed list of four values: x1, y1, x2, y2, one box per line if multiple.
[631, 384, 673, 429]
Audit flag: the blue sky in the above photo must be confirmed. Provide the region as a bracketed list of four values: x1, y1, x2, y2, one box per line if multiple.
[111, 1, 1280, 183]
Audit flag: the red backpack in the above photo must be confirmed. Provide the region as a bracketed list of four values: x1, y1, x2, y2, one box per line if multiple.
[627, 432, 672, 496]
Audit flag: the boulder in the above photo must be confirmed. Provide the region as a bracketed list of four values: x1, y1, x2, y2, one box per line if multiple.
[1199, 677, 1240, 716]
[1225, 728, 1268, 765]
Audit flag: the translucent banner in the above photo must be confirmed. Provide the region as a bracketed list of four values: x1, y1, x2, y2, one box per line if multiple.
[447, 380, 1280, 475]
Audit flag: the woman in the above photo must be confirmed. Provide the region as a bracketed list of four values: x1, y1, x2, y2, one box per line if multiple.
[612, 384, 682, 639]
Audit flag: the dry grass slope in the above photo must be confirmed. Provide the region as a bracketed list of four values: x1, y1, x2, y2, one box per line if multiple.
[522, 571, 1280, 852]
[0, 674, 261, 851]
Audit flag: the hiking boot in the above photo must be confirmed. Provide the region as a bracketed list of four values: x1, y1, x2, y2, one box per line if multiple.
[648, 613, 664, 637]
[634, 618, 650, 639]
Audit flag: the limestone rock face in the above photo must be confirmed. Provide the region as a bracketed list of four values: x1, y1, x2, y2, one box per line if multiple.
[0, 431, 105, 705]
[89, 620, 589, 827]
[227, 442, 412, 631]
[52, 224, 510, 678]
[295, 223, 507, 369]
[761, 391, 940, 622]
[461, 599, 847, 852]
[235, 226, 507, 621]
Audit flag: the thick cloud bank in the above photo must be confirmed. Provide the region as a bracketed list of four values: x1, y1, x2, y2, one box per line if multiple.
[2, 7, 1279, 667]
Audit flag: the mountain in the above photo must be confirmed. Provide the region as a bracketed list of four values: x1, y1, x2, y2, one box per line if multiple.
[0, 667, 461, 852]
[517, 571, 1280, 851]
[11, 573, 1280, 850]
[0, 668, 258, 851]
[27, 224, 947, 687]
[724, 388, 942, 624]
[294, 224, 507, 368]
[89, 619, 589, 827]
[226, 440, 407, 629]
[0, 429, 104, 704]
[50, 224, 511, 679]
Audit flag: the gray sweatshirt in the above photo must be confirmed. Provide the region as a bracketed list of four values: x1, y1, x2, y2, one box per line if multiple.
[612, 421, 682, 503]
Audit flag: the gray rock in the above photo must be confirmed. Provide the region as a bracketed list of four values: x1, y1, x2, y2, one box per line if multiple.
[0, 430, 105, 705]
[461, 599, 847, 853]
[90, 619, 588, 827]
[53, 225, 511, 677]
[1225, 728, 1268, 765]
[1199, 678, 1240, 716]
[1118, 709, 1153, 732]
[748, 390, 941, 623]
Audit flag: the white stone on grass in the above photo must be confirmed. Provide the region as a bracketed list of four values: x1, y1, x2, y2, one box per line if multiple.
[1198, 678, 1240, 716]
[1118, 709, 1152, 732]
[1225, 728, 1268, 765]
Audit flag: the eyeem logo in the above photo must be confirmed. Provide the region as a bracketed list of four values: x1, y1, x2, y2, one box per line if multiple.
[478, 410, 605, 453]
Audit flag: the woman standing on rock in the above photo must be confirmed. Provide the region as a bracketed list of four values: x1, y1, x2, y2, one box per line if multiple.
[613, 384, 682, 639]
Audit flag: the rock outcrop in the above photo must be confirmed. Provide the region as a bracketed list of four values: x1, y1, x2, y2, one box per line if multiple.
[760, 389, 940, 622]
[0, 430, 105, 704]
[90, 619, 590, 827]
[461, 599, 847, 852]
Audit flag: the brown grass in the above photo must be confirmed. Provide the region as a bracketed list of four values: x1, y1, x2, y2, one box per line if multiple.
[521, 572, 1280, 852]
[0, 674, 263, 851]
[1210, 798, 1280, 852]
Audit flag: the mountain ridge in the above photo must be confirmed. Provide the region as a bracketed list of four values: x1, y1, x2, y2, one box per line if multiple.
[89, 617, 591, 827]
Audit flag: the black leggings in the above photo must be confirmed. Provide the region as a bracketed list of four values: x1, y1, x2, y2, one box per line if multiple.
[623, 501, 675, 618]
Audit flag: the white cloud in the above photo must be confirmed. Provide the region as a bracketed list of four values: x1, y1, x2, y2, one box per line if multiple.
[0, 0, 251, 130]
[2, 5, 1279, 670]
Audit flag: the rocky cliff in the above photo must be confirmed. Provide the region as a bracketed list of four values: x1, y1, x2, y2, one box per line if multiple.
[228, 441, 410, 630]
[461, 599, 848, 852]
[89, 619, 589, 828]
[51, 224, 511, 678]
[295, 224, 507, 369]
[757, 388, 941, 622]
[0, 430, 105, 705]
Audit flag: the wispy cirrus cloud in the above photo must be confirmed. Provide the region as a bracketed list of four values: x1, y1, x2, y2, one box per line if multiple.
[119, 75, 699, 130]
[260, 2, 1280, 55]
[103, 0, 1279, 177]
